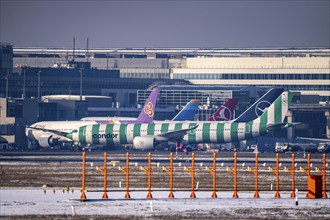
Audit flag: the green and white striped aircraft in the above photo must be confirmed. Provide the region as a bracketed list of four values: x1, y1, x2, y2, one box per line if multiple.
[66, 92, 293, 150]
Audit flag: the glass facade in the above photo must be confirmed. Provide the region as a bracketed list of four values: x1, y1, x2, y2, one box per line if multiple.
[138, 89, 232, 107]
[0, 44, 13, 74]
[6, 98, 23, 118]
[0, 67, 188, 99]
[174, 73, 330, 80]
[120, 68, 170, 79]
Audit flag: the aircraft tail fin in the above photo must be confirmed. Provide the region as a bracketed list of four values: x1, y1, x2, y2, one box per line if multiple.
[172, 99, 200, 121]
[254, 91, 294, 130]
[207, 98, 238, 121]
[233, 88, 284, 123]
[136, 87, 159, 123]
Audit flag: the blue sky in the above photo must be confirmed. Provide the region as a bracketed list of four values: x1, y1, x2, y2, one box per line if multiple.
[1, 0, 329, 48]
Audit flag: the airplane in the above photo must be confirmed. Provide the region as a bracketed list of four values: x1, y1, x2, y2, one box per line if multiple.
[25, 87, 159, 148]
[26, 87, 283, 150]
[66, 91, 294, 151]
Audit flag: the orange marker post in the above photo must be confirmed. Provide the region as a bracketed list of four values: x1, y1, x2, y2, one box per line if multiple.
[141, 152, 152, 199]
[315, 154, 328, 198]
[227, 151, 239, 198]
[206, 153, 217, 198]
[184, 153, 196, 198]
[269, 153, 281, 198]
[80, 151, 87, 200]
[300, 154, 311, 198]
[119, 152, 131, 199]
[284, 153, 296, 198]
[163, 153, 175, 198]
[248, 153, 260, 198]
[96, 152, 108, 199]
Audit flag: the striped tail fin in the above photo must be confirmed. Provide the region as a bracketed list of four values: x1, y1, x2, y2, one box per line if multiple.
[254, 91, 294, 131]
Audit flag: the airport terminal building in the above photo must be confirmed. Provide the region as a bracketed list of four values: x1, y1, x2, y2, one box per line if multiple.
[171, 56, 330, 101]
[11, 47, 330, 101]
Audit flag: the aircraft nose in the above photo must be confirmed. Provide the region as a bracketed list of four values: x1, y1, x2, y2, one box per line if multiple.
[25, 128, 35, 140]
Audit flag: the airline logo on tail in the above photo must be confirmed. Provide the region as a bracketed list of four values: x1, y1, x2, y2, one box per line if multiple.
[234, 88, 284, 123]
[208, 98, 238, 121]
[217, 106, 233, 120]
[255, 100, 271, 117]
[144, 101, 154, 117]
[135, 87, 159, 123]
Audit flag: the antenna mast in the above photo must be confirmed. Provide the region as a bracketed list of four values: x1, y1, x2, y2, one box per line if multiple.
[73, 37, 75, 61]
[86, 38, 89, 62]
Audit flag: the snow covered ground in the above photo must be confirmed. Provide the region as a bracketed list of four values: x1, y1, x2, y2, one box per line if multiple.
[0, 188, 329, 219]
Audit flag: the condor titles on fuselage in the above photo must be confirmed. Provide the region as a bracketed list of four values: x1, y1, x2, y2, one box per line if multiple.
[67, 92, 293, 150]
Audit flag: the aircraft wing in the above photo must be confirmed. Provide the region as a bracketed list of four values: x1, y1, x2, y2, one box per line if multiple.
[26, 126, 71, 136]
[154, 125, 198, 142]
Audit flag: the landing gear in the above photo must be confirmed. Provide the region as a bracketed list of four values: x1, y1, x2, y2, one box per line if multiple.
[70, 142, 82, 151]
[27, 141, 40, 150]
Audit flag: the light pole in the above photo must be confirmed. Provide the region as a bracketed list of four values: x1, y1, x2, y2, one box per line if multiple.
[5, 72, 9, 98]
[37, 70, 41, 102]
[22, 67, 26, 99]
[80, 68, 83, 101]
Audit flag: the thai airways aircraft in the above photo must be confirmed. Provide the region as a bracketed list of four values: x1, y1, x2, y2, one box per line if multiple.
[66, 92, 293, 151]
[25, 87, 159, 148]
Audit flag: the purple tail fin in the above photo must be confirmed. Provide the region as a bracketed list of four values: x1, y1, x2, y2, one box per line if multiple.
[136, 87, 159, 123]
[207, 98, 238, 121]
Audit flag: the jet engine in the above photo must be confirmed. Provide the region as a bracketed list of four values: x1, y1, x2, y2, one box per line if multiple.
[132, 137, 156, 150]
[38, 135, 57, 148]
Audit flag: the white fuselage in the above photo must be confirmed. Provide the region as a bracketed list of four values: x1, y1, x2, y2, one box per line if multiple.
[80, 117, 136, 124]
[26, 121, 98, 142]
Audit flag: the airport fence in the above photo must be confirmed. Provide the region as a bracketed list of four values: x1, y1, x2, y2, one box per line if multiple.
[78, 151, 328, 200]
